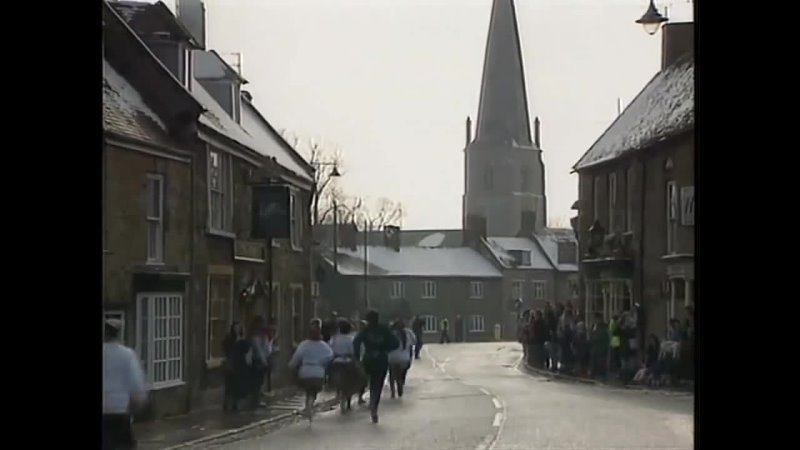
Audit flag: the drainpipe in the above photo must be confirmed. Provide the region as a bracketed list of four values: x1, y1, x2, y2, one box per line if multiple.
[638, 158, 646, 358]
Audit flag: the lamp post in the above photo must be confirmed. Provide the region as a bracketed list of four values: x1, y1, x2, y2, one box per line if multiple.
[636, 0, 670, 35]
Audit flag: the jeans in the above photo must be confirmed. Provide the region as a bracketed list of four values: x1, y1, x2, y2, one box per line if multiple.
[414, 340, 423, 359]
[367, 364, 389, 412]
[102, 414, 134, 450]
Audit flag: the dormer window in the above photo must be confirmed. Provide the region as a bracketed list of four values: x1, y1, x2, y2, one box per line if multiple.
[508, 250, 531, 266]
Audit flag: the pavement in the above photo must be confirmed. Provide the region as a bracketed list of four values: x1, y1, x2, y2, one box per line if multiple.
[135, 388, 338, 450]
[186, 342, 694, 450]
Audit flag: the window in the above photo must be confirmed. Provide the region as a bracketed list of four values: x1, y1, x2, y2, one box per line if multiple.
[484, 165, 494, 190]
[625, 168, 634, 232]
[146, 174, 164, 263]
[291, 285, 304, 345]
[391, 281, 406, 299]
[422, 281, 437, 299]
[593, 176, 601, 222]
[666, 181, 678, 253]
[289, 191, 303, 251]
[470, 281, 484, 299]
[608, 172, 617, 231]
[421, 315, 438, 333]
[136, 293, 183, 388]
[568, 280, 580, 299]
[532, 281, 546, 300]
[469, 315, 486, 333]
[512, 280, 524, 299]
[311, 281, 320, 298]
[104, 310, 125, 344]
[208, 149, 233, 233]
[681, 186, 694, 226]
[207, 276, 232, 362]
[508, 250, 531, 266]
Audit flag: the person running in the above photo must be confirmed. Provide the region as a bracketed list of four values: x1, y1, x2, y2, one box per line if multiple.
[354, 319, 369, 405]
[288, 321, 333, 422]
[388, 319, 416, 399]
[353, 309, 400, 423]
[328, 320, 365, 413]
[411, 316, 424, 359]
[103, 319, 147, 450]
[440, 317, 451, 344]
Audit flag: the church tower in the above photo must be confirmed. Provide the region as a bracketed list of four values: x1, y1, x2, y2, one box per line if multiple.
[463, 0, 547, 237]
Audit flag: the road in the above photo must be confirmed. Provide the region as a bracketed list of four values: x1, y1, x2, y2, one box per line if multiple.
[205, 342, 694, 450]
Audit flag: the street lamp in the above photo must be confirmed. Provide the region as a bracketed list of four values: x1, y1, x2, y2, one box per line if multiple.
[636, 0, 669, 35]
[311, 161, 341, 228]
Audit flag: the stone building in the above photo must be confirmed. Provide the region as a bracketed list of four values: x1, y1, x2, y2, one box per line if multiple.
[572, 23, 694, 338]
[105, 0, 315, 417]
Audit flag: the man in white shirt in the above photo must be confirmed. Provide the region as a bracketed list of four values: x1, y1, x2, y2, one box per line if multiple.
[103, 319, 147, 449]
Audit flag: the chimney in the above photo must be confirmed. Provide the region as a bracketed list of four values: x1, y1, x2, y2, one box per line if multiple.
[176, 0, 206, 48]
[383, 225, 401, 252]
[466, 116, 472, 146]
[661, 22, 694, 69]
[534, 117, 541, 148]
[340, 222, 358, 251]
[463, 214, 487, 246]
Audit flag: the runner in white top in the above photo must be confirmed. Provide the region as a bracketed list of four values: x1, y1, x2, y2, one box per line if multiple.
[103, 319, 147, 449]
[388, 319, 417, 398]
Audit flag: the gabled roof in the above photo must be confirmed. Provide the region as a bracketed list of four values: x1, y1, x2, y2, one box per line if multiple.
[322, 246, 502, 278]
[484, 237, 554, 270]
[531, 228, 578, 273]
[103, 58, 176, 149]
[110, 1, 204, 49]
[240, 96, 313, 183]
[574, 57, 694, 171]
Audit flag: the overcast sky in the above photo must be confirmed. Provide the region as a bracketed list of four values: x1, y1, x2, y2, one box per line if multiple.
[152, 0, 692, 230]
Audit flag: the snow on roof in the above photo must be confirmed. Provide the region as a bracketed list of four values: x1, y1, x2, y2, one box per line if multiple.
[103, 58, 171, 145]
[190, 78, 259, 151]
[533, 229, 579, 272]
[574, 57, 694, 171]
[485, 237, 553, 270]
[240, 100, 312, 182]
[324, 246, 502, 278]
[417, 232, 446, 248]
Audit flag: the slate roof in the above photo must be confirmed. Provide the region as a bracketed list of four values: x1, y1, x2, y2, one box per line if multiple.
[103, 58, 175, 148]
[323, 246, 502, 278]
[574, 57, 694, 171]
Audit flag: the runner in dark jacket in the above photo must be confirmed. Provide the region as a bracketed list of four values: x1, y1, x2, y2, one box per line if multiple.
[354, 309, 400, 424]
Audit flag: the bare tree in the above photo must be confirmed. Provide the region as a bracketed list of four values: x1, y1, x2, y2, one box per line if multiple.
[354, 197, 405, 231]
[281, 131, 346, 226]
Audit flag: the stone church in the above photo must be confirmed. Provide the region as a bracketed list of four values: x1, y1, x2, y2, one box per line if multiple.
[314, 0, 579, 341]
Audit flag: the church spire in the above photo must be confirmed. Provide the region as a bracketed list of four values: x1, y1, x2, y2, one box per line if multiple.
[474, 0, 533, 148]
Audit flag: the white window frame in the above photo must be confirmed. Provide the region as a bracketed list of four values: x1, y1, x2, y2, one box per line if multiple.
[608, 172, 617, 231]
[136, 293, 184, 389]
[511, 280, 524, 299]
[391, 281, 406, 299]
[532, 281, 546, 300]
[469, 315, 485, 333]
[625, 168, 634, 232]
[422, 281, 437, 299]
[206, 276, 233, 364]
[208, 149, 233, 234]
[289, 191, 303, 251]
[470, 281, 484, 299]
[593, 176, 601, 222]
[666, 181, 678, 254]
[104, 310, 126, 345]
[311, 281, 320, 298]
[146, 174, 164, 264]
[421, 315, 438, 334]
